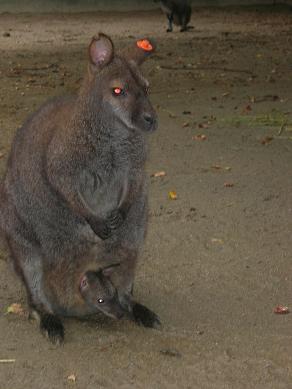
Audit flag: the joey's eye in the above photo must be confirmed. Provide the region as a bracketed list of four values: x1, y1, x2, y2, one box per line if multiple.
[113, 87, 124, 96]
[97, 298, 104, 304]
[145, 86, 150, 94]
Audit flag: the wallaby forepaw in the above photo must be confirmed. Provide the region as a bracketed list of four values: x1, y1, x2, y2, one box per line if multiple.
[132, 303, 161, 329]
[40, 314, 64, 345]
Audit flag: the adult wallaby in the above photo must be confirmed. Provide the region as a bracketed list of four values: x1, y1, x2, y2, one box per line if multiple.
[155, 0, 192, 32]
[0, 33, 160, 344]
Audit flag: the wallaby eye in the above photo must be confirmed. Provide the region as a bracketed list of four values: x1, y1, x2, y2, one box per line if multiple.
[97, 298, 104, 304]
[145, 86, 150, 95]
[113, 87, 124, 96]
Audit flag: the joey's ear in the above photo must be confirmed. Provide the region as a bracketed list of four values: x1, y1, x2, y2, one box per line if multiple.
[79, 274, 89, 292]
[102, 263, 120, 278]
[123, 38, 156, 66]
[88, 33, 114, 70]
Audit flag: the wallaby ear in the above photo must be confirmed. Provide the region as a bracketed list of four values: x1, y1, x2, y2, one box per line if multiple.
[123, 38, 156, 66]
[102, 263, 120, 278]
[88, 33, 114, 70]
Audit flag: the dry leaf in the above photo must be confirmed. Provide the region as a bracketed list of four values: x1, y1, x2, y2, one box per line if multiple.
[198, 123, 208, 129]
[168, 191, 177, 200]
[6, 303, 25, 316]
[211, 165, 232, 171]
[182, 121, 190, 128]
[0, 359, 16, 363]
[67, 374, 77, 382]
[222, 92, 230, 97]
[193, 134, 207, 141]
[224, 182, 234, 188]
[260, 136, 273, 145]
[211, 238, 224, 244]
[151, 171, 166, 178]
[0, 151, 4, 159]
[274, 305, 289, 314]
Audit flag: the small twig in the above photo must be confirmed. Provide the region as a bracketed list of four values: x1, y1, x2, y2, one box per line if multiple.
[0, 359, 16, 363]
[274, 136, 292, 140]
[278, 121, 287, 136]
[160, 65, 253, 75]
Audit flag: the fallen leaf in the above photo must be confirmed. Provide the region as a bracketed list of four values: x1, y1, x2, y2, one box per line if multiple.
[182, 110, 191, 115]
[0, 151, 5, 159]
[274, 305, 289, 314]
[67, 374, 77, 382]
[242, 104, 252, 114]
[198, 122, 208, 129]
[222, 92, 230, 97]
[151, 171, 166, 178]
[0, 359, 16, 363]
[193, 134, 207, 141]
[224, 182, 234, 188]
[168, 191, 177, 200]
[6, 303, 25, 316]
[160, 349, 182, 358]
[182, 121, 190, 128]
[260, 136, 273, 145]
[211, 238, 224, 244]
[211, 165, 232, 171]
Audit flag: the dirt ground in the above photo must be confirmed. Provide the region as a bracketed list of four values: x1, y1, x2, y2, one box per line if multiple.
[0, 5, 292, 389]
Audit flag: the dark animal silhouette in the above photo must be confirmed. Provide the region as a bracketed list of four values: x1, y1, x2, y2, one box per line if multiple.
[0, 33, 160, 344]
[155, 0, 192, 32]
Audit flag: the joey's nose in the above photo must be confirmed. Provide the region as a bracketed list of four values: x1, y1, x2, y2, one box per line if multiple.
[116, 311, 124, 320]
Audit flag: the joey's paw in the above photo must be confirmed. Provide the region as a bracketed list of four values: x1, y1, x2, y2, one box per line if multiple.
[106, 209, 125, 231]
[40, 314, 64, 345]
[132, 303, 161, 329]
[97, 225, 112, 240]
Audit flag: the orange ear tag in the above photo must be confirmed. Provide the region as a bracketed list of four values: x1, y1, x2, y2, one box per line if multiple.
[136, 39, 153, 52]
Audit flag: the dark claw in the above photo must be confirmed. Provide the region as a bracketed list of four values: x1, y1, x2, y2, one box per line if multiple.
[106, 209, 124, 230]
[40, 313, 64, 345]
[132, 303, 161, 329]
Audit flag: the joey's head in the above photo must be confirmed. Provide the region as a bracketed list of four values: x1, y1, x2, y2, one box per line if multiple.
[85, 33, 158, 133]
[79, 265, 125, 320]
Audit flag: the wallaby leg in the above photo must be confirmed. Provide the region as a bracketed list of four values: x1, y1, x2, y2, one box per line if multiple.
[7, 237, 64, 343]
[166, 13, 173, 32]
[39, 312, 64, 345]
[180, 13, 189, 32]
[131, 302, 161, 329]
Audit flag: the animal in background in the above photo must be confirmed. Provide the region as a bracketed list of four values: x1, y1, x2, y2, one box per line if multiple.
[0, 33, 160, 344]
[155, 0, 192, 32]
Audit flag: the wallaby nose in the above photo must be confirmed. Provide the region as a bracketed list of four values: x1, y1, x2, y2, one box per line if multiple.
[143, 113, 154, 125]
[143, 113, 157, 131]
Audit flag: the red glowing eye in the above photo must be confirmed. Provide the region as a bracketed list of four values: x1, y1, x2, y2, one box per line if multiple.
[114, 87, 122, 95]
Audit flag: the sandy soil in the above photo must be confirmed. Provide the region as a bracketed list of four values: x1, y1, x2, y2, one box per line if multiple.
[0, 6, 292, 389]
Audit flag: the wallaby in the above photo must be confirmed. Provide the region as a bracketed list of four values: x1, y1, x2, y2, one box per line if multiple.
[0, 33, 160, 344]
[155, 0, 192, 32]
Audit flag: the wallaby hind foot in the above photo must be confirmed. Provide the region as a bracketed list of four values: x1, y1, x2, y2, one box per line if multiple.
[132, 302, 161, 329]
[40, 313, 64, 345]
